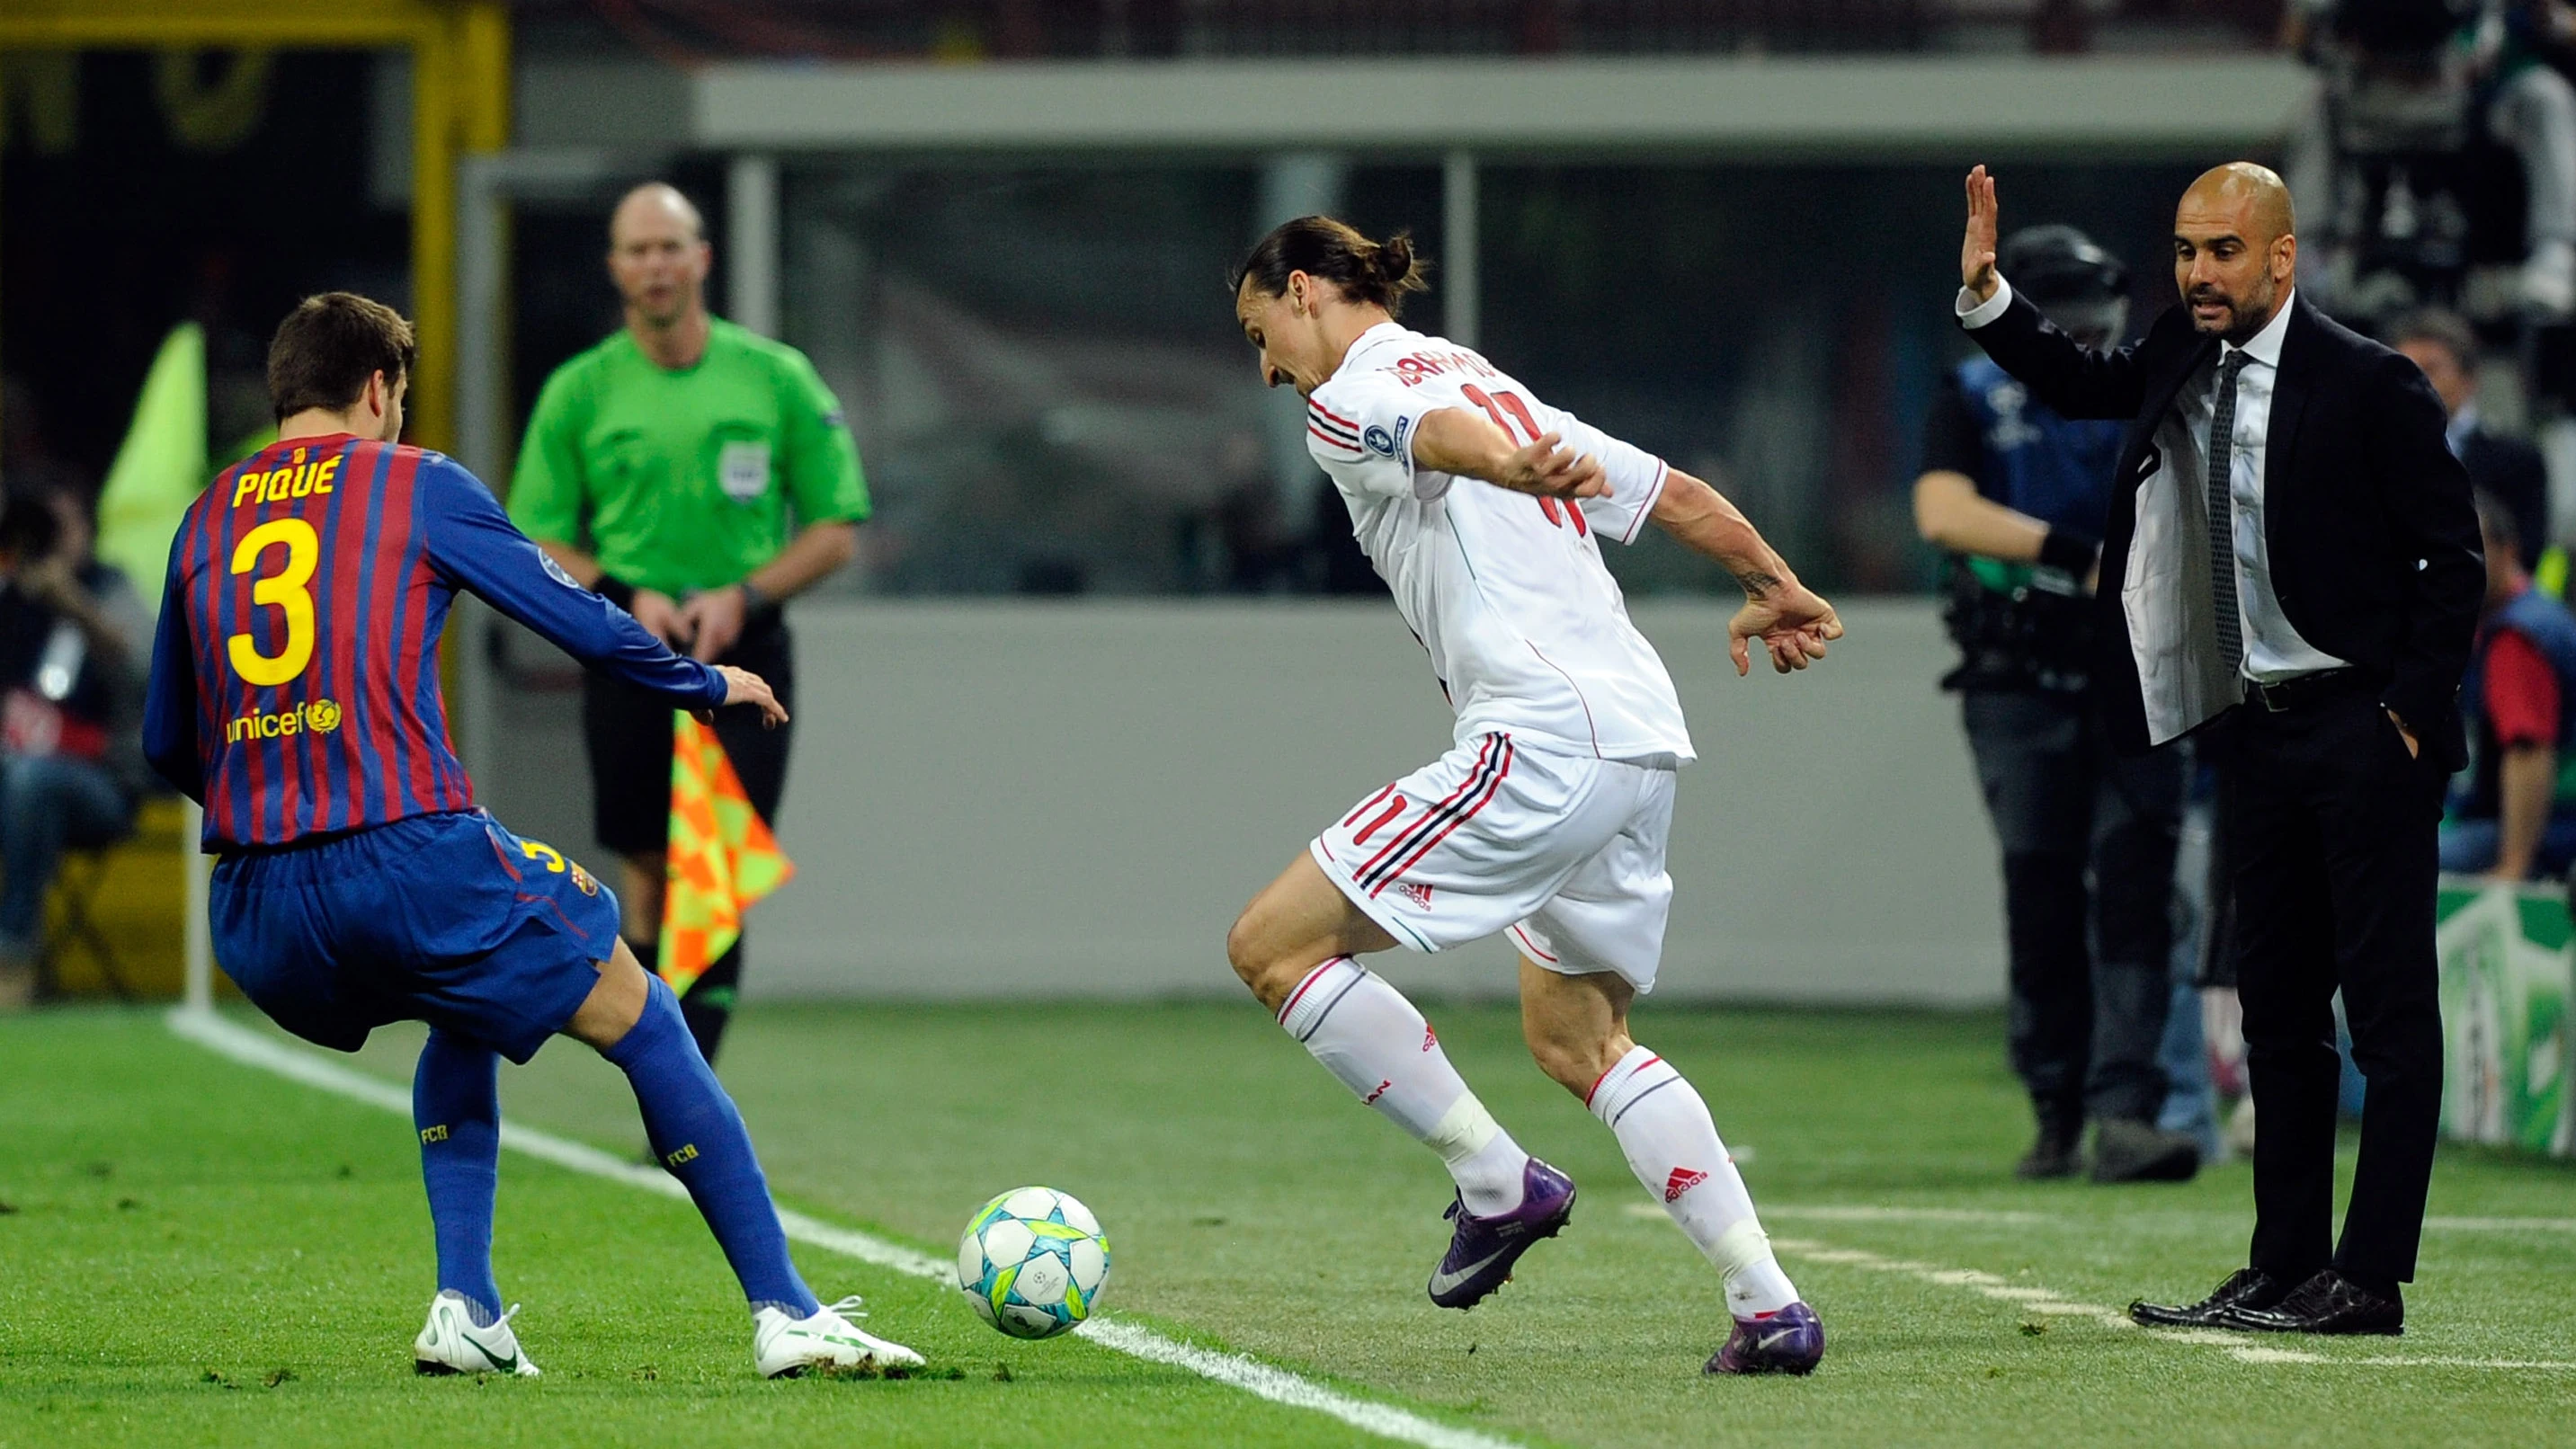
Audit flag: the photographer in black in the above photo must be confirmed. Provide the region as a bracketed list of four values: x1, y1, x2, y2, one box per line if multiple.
[1915, 226, 2200, 1183]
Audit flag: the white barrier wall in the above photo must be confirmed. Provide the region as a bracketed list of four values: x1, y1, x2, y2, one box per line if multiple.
[694, 598, 2006, 1005]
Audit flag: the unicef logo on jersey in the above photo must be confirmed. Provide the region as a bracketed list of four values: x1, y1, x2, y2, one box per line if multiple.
[1364, 425, 1398, 458]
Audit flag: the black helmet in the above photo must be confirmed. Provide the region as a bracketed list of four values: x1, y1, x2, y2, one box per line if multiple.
[2001, 225, 2127, 307]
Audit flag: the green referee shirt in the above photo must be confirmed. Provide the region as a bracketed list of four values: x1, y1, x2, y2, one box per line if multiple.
[509, 316, 869, 596]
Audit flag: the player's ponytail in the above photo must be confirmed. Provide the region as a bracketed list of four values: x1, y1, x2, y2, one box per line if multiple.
[1231, 217, 1431, 318]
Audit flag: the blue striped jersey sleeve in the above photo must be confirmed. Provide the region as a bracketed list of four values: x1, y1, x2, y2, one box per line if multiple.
[141, 524, 204, 803]
[415, 453, 727, 708]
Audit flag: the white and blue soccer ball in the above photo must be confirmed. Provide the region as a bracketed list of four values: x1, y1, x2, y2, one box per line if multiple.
[956, 1187, 1110, 1339]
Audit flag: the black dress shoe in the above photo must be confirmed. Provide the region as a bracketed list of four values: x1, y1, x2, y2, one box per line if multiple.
[2215, 1269, 2403, 1336]
[2127, 1267, 2293, 1328]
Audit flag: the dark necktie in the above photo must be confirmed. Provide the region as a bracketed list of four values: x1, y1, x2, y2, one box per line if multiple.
[2206, 351, 2251, 678]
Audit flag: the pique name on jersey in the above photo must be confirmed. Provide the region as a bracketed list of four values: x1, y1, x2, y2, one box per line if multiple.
[227, 697, 343, 744]
[230, 449, 342, 507]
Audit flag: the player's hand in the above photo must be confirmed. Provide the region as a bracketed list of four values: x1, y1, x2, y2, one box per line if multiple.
[631, 588, 689, 648]
[706, 665, 789, 728]
[1729, 582, 1844, 676]
[1963, 164, 2001, 304]
[680, 585, 747, 663]
[1493, 432, 1608, 500]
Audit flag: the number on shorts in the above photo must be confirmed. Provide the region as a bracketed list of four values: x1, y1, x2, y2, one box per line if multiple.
[520, 840, 567, 873]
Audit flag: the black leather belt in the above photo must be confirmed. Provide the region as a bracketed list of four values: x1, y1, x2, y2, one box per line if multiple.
[2242, 667, 2372, 713]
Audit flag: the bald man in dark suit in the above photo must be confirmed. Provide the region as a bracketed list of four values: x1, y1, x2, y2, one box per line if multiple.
[1954, 163, 2482, 1337]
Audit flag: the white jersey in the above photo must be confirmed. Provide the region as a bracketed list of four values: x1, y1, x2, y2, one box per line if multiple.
[1305, 322, 1694, 765]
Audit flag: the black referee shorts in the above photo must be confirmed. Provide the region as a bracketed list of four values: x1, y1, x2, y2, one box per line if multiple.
[582, 615, 796, 858]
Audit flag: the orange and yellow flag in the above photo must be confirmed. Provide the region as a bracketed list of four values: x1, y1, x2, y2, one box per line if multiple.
[659, 713, 794, 996]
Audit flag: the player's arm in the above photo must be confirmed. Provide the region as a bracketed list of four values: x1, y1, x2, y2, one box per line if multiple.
[428, 460, 785, 724]
[1647, 470, 1844, 677]
[140, 547, 204, 803]
[1306, 374, 1601, 502]
[1412, 408, 1606, 500]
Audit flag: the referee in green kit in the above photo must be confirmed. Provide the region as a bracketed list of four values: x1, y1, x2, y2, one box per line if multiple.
[510, 182, 867, 1065]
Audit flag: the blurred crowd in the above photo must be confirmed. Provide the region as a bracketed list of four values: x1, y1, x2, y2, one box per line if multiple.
[0, 473, 149, 1007]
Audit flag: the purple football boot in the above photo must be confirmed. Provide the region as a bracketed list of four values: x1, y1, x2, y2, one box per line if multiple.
[1705, 1301, 1825, 1375]
[1426, 1158, 1577, 1309]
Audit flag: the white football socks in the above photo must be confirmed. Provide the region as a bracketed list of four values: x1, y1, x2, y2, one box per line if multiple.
[1589, 1045, 1799, 1317]
[1278, 957, 1533, 1215]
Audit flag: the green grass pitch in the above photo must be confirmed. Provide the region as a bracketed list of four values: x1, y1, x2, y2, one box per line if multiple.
[4, 1000, 2573, 1447]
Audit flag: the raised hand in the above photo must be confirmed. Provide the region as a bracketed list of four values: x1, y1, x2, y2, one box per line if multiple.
[1963, 164, 2001, 305]
[1728, 582, 1844, 677]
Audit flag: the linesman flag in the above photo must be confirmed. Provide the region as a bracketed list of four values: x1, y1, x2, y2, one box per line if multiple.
[659, 712, 794, 996]
[95, 323, 209, 618]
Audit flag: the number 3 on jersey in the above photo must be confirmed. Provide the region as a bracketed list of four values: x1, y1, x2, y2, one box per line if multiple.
[1462, 384, 1587, 536]
[227, 518, 319, 686]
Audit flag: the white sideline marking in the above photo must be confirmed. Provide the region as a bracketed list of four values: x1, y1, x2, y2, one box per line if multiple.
[166, 1009, 1520, 1449]
[1629, 1205, 2576, 1235]
[2019, 1300, 2117, 1317]
[1621, 1202, 2042, 1227]
[2425, 1216, 2576, 1233]
[1764, 1235, 2576, 1373]
[1766, 1205, 2046, 1225]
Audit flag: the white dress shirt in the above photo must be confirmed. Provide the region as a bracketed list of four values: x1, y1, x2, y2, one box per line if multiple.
[1958, 276, 2346, 685]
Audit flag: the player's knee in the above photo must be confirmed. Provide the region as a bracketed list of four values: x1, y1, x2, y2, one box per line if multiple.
[1522, 1027, 1598, 1097]
[1224, 912, 1271, 991]
[564, 942, 655, 1053]
[1524, 1013, 1629, 1098]
[1226, 913, 1314, 1013]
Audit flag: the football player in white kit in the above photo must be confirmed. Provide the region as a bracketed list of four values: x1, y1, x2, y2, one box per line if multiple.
[1225, 218, 1842, 1376]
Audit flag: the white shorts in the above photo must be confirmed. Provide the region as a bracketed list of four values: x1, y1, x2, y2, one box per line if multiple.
[1309, 732, 1677, 991]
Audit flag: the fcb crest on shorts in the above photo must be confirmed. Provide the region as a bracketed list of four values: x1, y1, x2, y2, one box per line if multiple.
[569, 861, 601, 896]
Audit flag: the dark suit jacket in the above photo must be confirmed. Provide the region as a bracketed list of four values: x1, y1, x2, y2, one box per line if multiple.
[1965, 290, 2484, 770]
[2459, 427, 2548, 572]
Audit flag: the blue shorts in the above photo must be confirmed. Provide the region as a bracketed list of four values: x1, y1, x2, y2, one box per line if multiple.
[210, 810, 622, 1064]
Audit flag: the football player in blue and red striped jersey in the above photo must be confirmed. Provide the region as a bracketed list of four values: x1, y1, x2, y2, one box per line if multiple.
[142, 292, 914, 1380]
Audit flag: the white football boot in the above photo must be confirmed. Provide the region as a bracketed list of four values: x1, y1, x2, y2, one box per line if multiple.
[414, 1291, 540, 1376]
[753, 1294, 924, 1378]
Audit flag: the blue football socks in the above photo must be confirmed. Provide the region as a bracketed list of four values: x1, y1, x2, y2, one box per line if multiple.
[413, 1029, 504, 1328]
[605, 973, 819, 1318]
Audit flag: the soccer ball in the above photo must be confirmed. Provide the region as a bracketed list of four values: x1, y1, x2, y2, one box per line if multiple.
[955, 1186, 1110, 1339]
